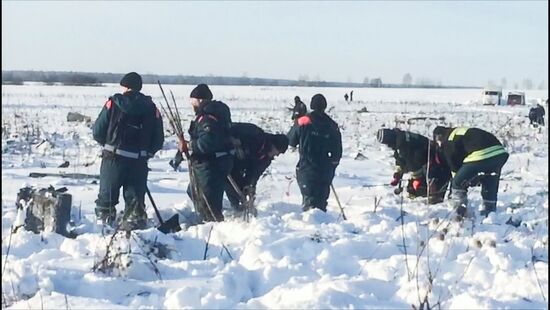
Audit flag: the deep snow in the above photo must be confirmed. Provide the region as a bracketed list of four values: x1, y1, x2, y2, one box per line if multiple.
[1, 84, 548, 309]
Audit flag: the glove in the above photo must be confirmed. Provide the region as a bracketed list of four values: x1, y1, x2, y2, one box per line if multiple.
[412, 178, 422, 191]
[390, 172, 402, 186]
[177, 137, 190, 155]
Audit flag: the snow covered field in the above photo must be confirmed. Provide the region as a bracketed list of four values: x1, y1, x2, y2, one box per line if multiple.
[2, 84, 548, 309]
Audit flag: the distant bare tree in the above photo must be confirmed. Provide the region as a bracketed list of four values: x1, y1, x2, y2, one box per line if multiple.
[363, 77, 369, 85]
[522, 79, 533, 90]
[402, 73, 413, 86]
[64, 74, 99, 86]
[500, 77, 507, 89]
[415, 77, 433, 86]
[370, 78, 382, 87]
[297, 74, 309, 86]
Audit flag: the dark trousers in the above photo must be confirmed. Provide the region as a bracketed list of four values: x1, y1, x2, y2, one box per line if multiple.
[187, 155, 233, 222]
[95, 154, 148, 219]
[296, 164, 335, 212]
[452, 153, 509, 209]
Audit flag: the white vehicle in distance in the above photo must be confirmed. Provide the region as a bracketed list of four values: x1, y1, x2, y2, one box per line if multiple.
[482, 88, 503, 105]
[507, 91, 526, 106]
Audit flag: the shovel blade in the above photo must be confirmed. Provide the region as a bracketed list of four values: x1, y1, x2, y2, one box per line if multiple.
[157, 214, 181, 234]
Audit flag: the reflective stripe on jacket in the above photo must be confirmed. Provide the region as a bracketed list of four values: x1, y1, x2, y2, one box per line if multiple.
[463, 145, 507, 163]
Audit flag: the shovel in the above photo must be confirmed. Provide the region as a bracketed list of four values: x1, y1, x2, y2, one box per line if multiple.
[145, 187, 181, 234]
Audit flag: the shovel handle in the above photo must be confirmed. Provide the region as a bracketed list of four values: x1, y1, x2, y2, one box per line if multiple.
[146, 186, 164, 225]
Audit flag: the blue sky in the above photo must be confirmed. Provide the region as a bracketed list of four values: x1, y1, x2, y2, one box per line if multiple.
[2, 1, 548, 86]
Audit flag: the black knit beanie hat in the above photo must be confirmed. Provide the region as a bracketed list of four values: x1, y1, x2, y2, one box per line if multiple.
[310, 94, 327, 111]
[433, 126, 451, 142]
[377, 128, 398, 147]
[190, 84, 213, 100]
[120, 72, 142, 91]
[268, 134, 289, 153]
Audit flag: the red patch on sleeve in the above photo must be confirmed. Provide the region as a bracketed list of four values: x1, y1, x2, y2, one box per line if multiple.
[105, 99, 112, 109]
[198, 114, 218, 123]
[297, 116, 311, 126]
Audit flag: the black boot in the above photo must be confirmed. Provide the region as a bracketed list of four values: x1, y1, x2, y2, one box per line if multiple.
[480, 200, 496, 217]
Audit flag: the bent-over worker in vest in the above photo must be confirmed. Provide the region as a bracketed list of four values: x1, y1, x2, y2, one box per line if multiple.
[433, 126, 509, 218]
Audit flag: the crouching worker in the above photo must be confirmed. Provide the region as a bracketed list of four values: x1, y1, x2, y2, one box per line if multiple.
[92, 72, 164, 230]
[433, 126, 509, 218]
[225, 123, 289, 214]
[377, 128, 451, 204]
[288, 94, 342, 212]
[178, 84, 234, 222]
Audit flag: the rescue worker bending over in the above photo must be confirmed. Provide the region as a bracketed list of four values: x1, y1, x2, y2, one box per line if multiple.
[433, 126, 509, 218]
[225, 122, 289, 213]
[377, 128, 451, 204]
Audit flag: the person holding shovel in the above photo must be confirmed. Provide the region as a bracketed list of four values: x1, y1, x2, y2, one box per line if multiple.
[92, 72, 164, 230]
[178, 84, 234, 222]
[287, 94, 342, 212]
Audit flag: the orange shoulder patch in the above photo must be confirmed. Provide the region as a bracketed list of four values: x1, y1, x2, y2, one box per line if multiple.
[297, 116, 312, 126]
[105, 99, 112, 109]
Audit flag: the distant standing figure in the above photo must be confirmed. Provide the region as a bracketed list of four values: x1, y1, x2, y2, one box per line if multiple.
[350, 90, 354, 102]
[344, 93, 349, 102]
[291, 96, 307, 121]
[529, 104, 545, 126]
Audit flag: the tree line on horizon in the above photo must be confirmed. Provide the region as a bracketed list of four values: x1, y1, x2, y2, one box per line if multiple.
[1, 70, 478, 89]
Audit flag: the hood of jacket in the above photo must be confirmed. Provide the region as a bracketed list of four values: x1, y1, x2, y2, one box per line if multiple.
[112, 91, 154, 115]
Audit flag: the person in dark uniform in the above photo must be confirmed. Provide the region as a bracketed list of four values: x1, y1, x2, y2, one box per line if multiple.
[288, 94, 342, 212]
[377, 128, 451, 204]
[529, 103, 545, 126]
[92, 72, 164, 230]
[433, 126, 509, 218]
[225, 122, 289, 212]
[178, 84, 234, 222]
[291, 96, 307, 121]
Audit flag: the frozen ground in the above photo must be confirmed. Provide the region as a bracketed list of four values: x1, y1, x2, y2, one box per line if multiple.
[2, 84, 548, 309]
